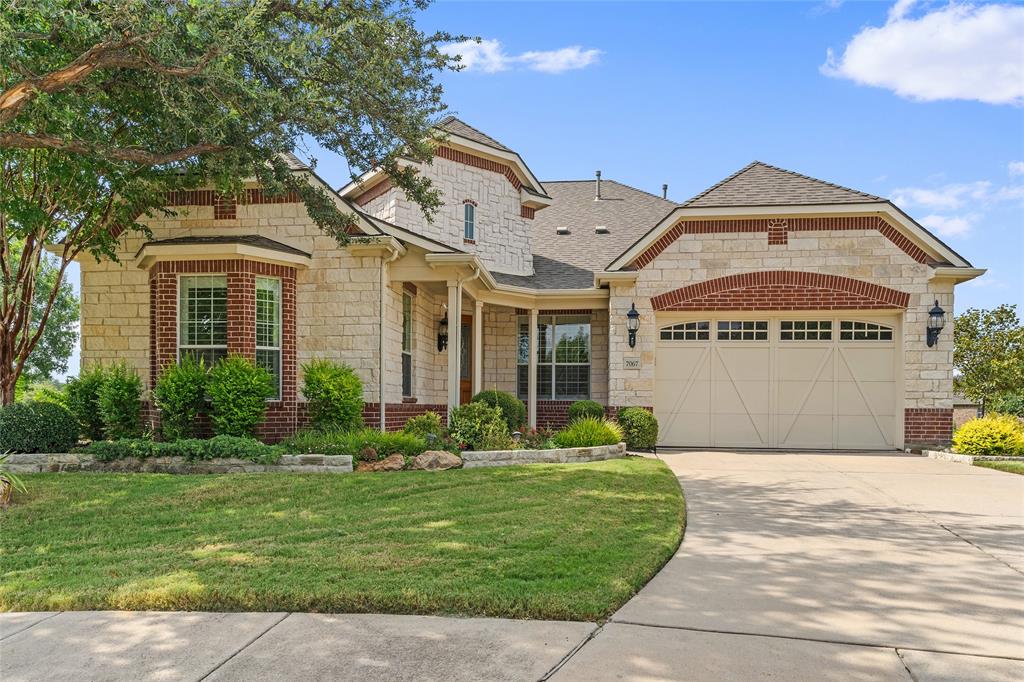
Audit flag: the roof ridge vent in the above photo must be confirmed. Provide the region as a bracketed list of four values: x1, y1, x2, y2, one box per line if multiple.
[556, 226, 570, 235]
[594, 225, 610, 234]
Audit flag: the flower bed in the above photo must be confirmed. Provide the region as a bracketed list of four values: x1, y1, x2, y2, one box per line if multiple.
[462, 442, 626, 468]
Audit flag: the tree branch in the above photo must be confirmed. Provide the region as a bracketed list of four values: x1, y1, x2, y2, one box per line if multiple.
[0, 134, 226, 164]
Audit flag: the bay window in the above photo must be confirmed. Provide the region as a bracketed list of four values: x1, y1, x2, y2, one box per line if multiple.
[256, 277, 282, 399]
[178, 275, 228, 366]
[517, 314, 591, 401]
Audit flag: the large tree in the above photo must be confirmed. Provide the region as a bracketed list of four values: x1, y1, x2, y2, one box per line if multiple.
[953, 304, 1024, 406]
[0, 0, 457, 403]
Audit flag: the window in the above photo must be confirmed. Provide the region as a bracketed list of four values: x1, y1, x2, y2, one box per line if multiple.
[780, 320, 832, 341]
[256, 277, 282, 399]
[178, 275, 228, 367]
[660, 321, 710, 341]
[717, 320, 768, 341]
[401, 293, 413, 397]
[839, 320, 893, 341]
[463, 202, 475, 241]
[517, 315, 591, 400]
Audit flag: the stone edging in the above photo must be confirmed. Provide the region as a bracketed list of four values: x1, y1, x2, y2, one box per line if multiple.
[924, 450, 1022, 465]
[3, 453, 353, 474]
[461, 442, 627, 468]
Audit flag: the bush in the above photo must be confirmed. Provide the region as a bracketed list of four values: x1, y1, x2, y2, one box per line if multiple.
[0, 401, 79, 453]
[449, 401, 508, 451]
[79, 436, 282, 464]
[988, 393, 1024, 418]
[568, 400, 605, 423]
[553, 417, 624, 449]
[617, 407, 659, 451]
[519, 427, 557, 450]
[301, 360, 364, 431]
[65, 366, 107, 440]
[471, 390, 526, 432]
[952, 414, 1024, 456]
[97, 362, 143, 439]
[206, 355, 274, 437]
[153, 356, 208, 440]
[403, 412, 445, 440]
[80, 438, 157, 462]
[282, 428, 427, 461]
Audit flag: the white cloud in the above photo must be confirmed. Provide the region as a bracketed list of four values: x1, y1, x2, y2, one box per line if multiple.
[890, 181, 993, 211]
[1009, 161, 1024, 176]
[822, 2, 1024, 105]
[919, 214, 975, 237]
[891, 174, 1024, 238]
[441, 39, 601, 75]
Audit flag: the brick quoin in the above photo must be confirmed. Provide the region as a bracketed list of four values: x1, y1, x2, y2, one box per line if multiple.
[651, 271, 910, 312]
[904, 408, 954, 446]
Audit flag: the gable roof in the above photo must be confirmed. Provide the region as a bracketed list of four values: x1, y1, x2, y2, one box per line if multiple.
[436, 116, 513, 152]
[684, 161, 883, 208]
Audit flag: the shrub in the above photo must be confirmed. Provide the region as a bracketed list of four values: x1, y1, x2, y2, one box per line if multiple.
[0, 401, 79, 453]
[988, 392, 1024, 418]
[201, 435, 281, 464]
[553, 417, 624, 449]
[301, 360, 364, 431]
[617, 407, 659, 451]
[206, 355, 274, 437]
[403, 412, 445, 441]
[568, 400, 605, 423]
[471, 390, 525, 432]
[449, 401, 508, 451]
[65, 366, 107, 440]
[81, 438, 157, 462]
[952, 414, 1024, 456]
[282, 428, 426, 461]
[30, 384, 68, 408]
[97, 362, 143, 439]
[519, 427, 557, 450]
[79, 436, 282, 464]
[154, 356, 208, 440]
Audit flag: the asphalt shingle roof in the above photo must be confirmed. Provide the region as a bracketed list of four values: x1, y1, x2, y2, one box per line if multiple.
[139, 235, 310, 258]
[436, 116, 513, 152]
[684, 161, 883, 207]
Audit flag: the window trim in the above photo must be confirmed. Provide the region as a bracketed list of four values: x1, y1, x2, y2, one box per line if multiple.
[463, 201, 475, 241]
[716, 320, 769, 342]
[517, 314, 592, 401]
[255, 276, 283, 401]
[401, 292, 414, 398]
[177, 273, 229, 367]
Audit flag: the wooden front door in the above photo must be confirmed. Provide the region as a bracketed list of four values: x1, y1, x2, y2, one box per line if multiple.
[460, 314, 472, 404]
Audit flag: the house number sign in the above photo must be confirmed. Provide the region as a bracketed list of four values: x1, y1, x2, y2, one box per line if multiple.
[624, 358, 641, 369]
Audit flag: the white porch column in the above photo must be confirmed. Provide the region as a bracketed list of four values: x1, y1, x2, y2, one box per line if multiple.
[528, 308, 538, 429]
[446, 281, 462, 415]
[472, 299, 483, 396]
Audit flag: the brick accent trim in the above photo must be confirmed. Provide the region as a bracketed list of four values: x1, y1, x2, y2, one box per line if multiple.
[350, 178, 393, 207]
[515, 308, 593, 315]
[651, 271, 910, 311]
[629, 216, 936, 269]
[904, 408, 953, 446]
[435, 146, 523, 190]
[521, 205, 536, 219]
[164, 188, 302, 208]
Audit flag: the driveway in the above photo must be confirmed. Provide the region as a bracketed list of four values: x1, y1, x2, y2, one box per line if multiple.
[554, 450, 1024, 681]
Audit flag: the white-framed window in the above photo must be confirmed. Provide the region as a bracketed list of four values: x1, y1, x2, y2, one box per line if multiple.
[178, 275, 228, 367]
[463, 202, 475, 241]
[780, 320, 832, 341]
[255, 277, 282, 400]
[401, 292, 413, 397]
[839, 320, 893, 341]
[660, 321, 711, 341]
[516, 314, 591, 400]
[717, 320, 769, 341]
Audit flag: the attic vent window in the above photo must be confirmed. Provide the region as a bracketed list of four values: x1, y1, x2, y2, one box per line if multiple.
[594, 226, 609, 234]
[556, 226, 570, 235]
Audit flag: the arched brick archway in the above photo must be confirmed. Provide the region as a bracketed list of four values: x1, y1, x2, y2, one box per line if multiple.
[650, 271, 910, 311]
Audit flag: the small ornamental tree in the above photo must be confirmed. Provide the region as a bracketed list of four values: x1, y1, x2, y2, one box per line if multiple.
[954, 305, 1024, 408]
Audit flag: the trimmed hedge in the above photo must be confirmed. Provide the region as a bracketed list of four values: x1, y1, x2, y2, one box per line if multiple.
[449, 401, 511, 451]
[0, 401, 79, 453]
[79, 436, 282, 464]
[154, 355, 208, 440]
[568, 400, 604, 423]
[952, 414, 1024, 456]
[471, 390, 526, 432]
[65, 366, 107, 440]
[301, 359, 364, 431]
[97, 362, 143, 439]
[617, 407, 659, 451]
[206, 355, 274, 437]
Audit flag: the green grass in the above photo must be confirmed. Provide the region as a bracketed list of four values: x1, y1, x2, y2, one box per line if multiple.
[974, 460, 1024, 475]
[0, 458, 684, 620]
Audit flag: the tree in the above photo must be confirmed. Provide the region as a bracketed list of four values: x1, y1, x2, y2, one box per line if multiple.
[953, 304, 1024, 406]
[23, 249, 78, 383]
[0, 0, 458, 403]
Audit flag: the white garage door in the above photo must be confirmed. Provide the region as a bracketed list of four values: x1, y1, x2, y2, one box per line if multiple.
[655, 316, 901, 450]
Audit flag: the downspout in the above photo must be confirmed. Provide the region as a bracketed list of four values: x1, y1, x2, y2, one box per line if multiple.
[379, 245, 401, 432]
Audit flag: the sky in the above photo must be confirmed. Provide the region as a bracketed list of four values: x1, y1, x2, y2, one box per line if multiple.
[59, 0, 1024, 379]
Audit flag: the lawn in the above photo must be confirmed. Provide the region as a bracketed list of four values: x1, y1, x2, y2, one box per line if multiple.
[974, 460, 1024, 475]
[0, 457, 684, 620]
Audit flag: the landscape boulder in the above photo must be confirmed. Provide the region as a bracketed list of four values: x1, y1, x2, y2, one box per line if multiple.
[356, 453, 406, 472]
[410, 450, 462, 471]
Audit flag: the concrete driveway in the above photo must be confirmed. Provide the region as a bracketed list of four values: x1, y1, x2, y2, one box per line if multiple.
[554, 450, 1024, 681]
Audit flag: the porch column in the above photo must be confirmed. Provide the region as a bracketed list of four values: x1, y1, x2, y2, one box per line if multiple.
[528, 308, 538, 429]
[446, 281, 462, 415]
[472, 299, 483, 396]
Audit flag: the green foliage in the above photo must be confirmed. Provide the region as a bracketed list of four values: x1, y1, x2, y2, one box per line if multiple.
[96, 362, 143, 439]
[568, 400, 605, 423]
[301, 360, 364, 432]
[79, 436, 281, 464]
[206, 355, 274, 437]
[0, 453, 28, 497]
[65, 366, 107, 440]
[989, 392, 1024, 418]
[282, 428, 427, 462]
[519, 428, 557, 451]
[0, 401, 79, 453]
[617, 408, 659, 451]
[952, 414, 1024, 456]
[403, 412, 445, 440]
[449, 401, 508, 451]
[954, 305, 1024, 403]
[553, 417, 624, 449]
[21, 249, 79, 383]
[471, 390, 526, 431]
[154, 356, 208, 440]
[14, 378, 67, 407]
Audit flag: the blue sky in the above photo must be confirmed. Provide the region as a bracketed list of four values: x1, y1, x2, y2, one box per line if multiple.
[60, 0, 1023, 378]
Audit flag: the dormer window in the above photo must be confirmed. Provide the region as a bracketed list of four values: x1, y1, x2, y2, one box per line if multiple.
[463, 201, 476, 242]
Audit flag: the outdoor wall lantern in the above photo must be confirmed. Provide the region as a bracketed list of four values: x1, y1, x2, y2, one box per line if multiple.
[926, 300, 946, 347]
[626, 302, 640, 349]
[437, 314, 449, 352]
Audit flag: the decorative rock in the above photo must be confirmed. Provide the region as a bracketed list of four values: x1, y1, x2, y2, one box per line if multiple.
[410, 451, 462, 471]
[356, 453, 406, 472]
[358, 447, 377, 462]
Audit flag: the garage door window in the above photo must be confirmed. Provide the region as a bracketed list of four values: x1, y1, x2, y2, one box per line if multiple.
[839, 320, 893, 341]
[717, 320, 768, 341]
[660, 321, 710, 341]
[780, 320, 832, 341]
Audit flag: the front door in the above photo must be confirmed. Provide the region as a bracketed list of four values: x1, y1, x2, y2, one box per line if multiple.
[460, 315, 472, 404]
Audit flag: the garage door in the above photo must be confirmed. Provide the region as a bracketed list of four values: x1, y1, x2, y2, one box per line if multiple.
[655, 316, 901, 450]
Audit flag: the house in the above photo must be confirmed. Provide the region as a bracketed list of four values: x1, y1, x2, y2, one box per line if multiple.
[78, 117, 984, 448]
[952, 392, 982, 429]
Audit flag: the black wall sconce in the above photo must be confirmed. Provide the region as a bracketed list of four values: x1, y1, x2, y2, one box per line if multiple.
[926, 300, 946, 347]
[437, 314, 449, 352]
[626, 302, 640, 348]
